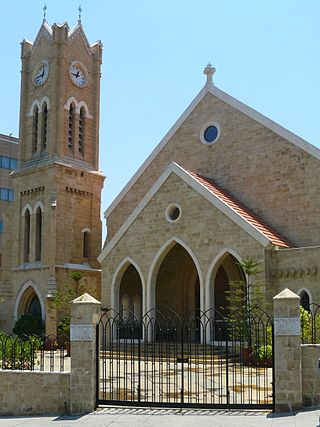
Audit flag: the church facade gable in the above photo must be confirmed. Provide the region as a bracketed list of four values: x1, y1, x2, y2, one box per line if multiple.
[100, 166, 267, 315]
[106, 79, 320, 248]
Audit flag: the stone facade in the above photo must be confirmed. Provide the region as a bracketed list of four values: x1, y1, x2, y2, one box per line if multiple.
[100, 67, 320, 318]
[0, 20, 104, 334]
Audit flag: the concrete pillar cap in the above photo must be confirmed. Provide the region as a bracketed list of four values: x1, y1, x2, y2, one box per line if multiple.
[71, 292, 101, 304]
[273, 288, 300, 300]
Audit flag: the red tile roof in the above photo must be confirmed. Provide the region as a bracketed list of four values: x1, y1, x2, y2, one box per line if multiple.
[186, 170, 293, 248]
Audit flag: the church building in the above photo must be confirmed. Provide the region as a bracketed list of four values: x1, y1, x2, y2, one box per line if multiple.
[0, 19, 104, 334]
[98, 64, 320, 319]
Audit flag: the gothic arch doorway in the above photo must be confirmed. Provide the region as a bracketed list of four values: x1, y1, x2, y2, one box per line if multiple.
[16, 286, 43, 320]
[209, 252, 245, 315]
[155, 243, 200, 320]
[119, 263, 143, 319]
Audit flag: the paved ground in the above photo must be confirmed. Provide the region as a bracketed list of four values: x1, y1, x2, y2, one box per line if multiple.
[1, 407, 320, 427]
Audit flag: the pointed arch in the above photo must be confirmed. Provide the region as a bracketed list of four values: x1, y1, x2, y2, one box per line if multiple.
[27, 100, 41, 117]
[298, 287, 312, 311]
[205, 248, 244, 312]
[147, 237, 203, 313]
[111, 256, 145, 314]
[21, 203, 33, 217]
[33, 201, 45, 214]
[64, 96, 78, 112]
[39, 96, 51, 112]
[14, 280, 45, 321]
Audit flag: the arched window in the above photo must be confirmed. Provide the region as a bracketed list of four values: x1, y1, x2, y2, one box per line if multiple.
[83, 231, 90, 258]
[41, 102, 48, 151]
[32, 105, 39, 153]
[35, 207, 42, 261]
[79, 107, 85, 156]
[300, 290, 311, 312]
[24, 209, 31, 262]
[68, 103, 75, 151]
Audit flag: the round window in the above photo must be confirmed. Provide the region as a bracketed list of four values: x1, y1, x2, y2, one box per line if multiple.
[165, 204, 181, 223]
[200, 122, 220, 145]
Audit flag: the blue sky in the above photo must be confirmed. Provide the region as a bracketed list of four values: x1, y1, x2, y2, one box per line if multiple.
[1, 1, 320, 237]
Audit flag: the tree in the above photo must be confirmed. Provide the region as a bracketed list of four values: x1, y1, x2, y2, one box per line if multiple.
[52, 272, 87, 339]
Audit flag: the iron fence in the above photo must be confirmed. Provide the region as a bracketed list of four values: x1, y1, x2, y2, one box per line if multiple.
[301, 303, 320, 344]
[0, 333, 70, 372]
[97, 307, 274, 410]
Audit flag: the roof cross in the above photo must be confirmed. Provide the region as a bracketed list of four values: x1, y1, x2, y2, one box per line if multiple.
[43, 3, 47, 22]
[78, 5, 82, 23]
[203, 62, 216, 85]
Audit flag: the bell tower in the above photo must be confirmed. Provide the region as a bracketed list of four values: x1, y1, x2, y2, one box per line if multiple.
[4, 18, 104, 333]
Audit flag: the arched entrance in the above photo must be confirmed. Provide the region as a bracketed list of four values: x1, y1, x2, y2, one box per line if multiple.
[119, 263, 143, 319]
[209, 252, 245, 315]
[17, 286, 42, 319]
[155, 243, 200, 320]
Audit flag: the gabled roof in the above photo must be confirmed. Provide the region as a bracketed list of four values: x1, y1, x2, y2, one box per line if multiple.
[187, 170, 293, 248]
[98, 162, 292, 263]
[105, 80, 320, 219]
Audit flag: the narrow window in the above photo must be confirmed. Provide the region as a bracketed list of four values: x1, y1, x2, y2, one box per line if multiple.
[33, 105, 39, 153]
[35, 207, 42, 261]
[41, 103, 48, 151]
[83, 231, 90, 258]
[68, 103, 75, 151]
[300, 290, 310, 312]
[78, 107, 85, 156]
[24, 210, 31, 263]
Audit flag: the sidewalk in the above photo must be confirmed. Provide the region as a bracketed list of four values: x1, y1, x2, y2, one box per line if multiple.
[1, 407, 320, 427]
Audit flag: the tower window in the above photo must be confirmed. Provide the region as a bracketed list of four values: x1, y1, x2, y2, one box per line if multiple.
[79, 107, 85, 156]
[83, 230, 91, 258]
[33, 105, 39, 153]
[35, 207, 43, 261]
[24, 209, 31, 263]
[68, 103, 75, 151]
[41, 103, 48, 152]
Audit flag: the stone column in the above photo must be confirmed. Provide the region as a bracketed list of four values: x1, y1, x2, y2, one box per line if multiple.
[70, 293, 101, 414]
[273, 288, 302, 412]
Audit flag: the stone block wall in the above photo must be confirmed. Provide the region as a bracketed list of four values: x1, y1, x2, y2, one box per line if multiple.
[302, 345, 320, 408]
[0, 371, 70, 416]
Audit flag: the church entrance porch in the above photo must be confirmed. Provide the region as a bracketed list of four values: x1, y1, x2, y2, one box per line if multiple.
[155, 243, 200, 320]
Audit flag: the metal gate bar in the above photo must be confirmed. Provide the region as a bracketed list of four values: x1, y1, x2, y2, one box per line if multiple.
[96, 307, 274, 410]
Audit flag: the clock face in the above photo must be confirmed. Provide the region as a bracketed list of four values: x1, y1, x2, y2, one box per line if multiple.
[33, 61, 49, 86]
[70, 63, 87, 87]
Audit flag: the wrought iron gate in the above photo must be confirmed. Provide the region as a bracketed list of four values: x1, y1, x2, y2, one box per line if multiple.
[96, 307, 274, 410]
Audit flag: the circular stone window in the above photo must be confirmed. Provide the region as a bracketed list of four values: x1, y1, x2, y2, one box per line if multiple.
[165, 204, 181, 223]
[200, 122, 220, 145]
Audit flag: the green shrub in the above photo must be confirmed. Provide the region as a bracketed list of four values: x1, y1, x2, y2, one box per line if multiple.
[254, 344, 272, 362]
[57, 316, 70, 339]
[13, 314, 44, 337]
[0, 332, 42, 369]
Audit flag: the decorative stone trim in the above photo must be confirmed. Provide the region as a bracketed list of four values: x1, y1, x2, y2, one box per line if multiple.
[65, 186, 92, 196]
[21, 186, 45, 196]
[271, 267, 319, 278]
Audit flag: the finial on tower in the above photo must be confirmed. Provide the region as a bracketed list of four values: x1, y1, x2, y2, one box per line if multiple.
[78, 5, 82, 24]
[43, 3, 47, 23]
[203, 62, 216, 85]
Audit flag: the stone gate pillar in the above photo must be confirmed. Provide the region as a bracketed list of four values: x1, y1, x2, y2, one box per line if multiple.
[70, 293, 101, 414]
[273, 288, 302, 412]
